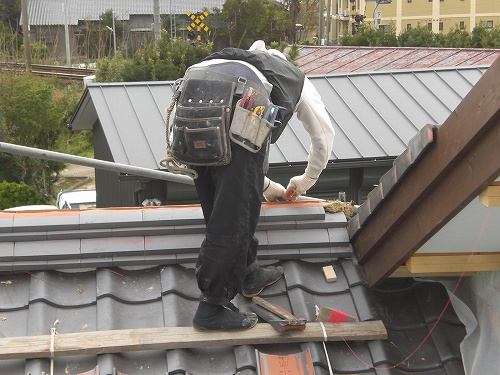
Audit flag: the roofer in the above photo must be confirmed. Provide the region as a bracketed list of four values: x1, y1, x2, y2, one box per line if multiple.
[162, 40, 334, 331]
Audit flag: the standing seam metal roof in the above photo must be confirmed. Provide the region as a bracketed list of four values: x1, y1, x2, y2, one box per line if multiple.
[27, 0, 226, 25]
[68, 66, 488, 170]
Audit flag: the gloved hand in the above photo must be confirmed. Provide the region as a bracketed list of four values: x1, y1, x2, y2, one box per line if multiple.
[285, 174, 317, 201]
[263, 177, 286, 202]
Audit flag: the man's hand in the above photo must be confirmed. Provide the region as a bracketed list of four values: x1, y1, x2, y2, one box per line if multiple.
[285, 174, 317, 201]
[263, 177, 287, 202]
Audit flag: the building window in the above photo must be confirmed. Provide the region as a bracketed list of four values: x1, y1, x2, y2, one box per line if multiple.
[407, 24, 412, 31]
[428, 23, 432, 31]
[459, 21, 465, 30]
[408, 0, 412, 3]
[439, 22, 443, 31]
[382, 25, 392, 33]
[480, 20, 494, 28]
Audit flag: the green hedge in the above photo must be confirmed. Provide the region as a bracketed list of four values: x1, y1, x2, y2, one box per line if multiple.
[0, 181, 48, 210]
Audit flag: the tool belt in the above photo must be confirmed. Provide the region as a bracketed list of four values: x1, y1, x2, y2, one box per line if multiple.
[171, 78, 234, 167]
[160, 70, 276, 177]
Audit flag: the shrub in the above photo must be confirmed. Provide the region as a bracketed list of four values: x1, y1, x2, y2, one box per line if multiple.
[0, 181, 49, 210]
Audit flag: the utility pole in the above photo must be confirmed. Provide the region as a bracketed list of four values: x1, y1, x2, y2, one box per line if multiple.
[318, 0, 324, 45]
[325, 0, 331, 45]
[21, 0, 31, 71]
[153, 0, 161, 41]
[63, 0, 71, 67]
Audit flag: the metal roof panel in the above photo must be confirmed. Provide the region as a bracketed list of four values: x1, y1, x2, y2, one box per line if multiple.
[27, 0, 226, 25]
[295, 46, 500, 75]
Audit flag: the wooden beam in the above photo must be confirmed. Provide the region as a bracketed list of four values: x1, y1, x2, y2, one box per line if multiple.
[352, 56, 500, 286]
[480, 182, 500, 207]
[0, 321, 387, 360]
[390, 266, 475, 278]
[406, 253, 500, 273]
[362, 119, 500, 286]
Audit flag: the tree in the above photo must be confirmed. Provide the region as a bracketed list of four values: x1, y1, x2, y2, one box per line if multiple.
[294, 0, 318, 42]
[0, 72, 81, 194]
[471, 24, 500, 48]
[0, 0, 21, 28]
[340, 24, 397, 46]
[437, 27, 471, 48]
[0, 181, 49, 210]
[221, 0, 267, 48]
[95, 30, 213, 82]
[398, 24, 436, 47]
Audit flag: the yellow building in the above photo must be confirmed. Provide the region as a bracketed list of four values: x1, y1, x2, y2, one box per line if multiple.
[325, 0, 500, 40]
[359, 0, 500, 34]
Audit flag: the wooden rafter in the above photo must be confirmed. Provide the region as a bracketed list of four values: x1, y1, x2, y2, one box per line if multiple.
[351, 57, 500, 287]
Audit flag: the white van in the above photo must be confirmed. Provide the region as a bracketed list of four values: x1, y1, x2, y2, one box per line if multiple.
[56, 190, 96, 209]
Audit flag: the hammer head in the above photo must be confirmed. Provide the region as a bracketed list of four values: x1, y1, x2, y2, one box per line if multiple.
[251, 297, 307, 333]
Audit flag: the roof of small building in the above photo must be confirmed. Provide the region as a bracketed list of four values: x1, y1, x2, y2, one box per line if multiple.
[27, 0, 226, 25]
[295, 46, 500, 75]
[69, 66, 487, 170]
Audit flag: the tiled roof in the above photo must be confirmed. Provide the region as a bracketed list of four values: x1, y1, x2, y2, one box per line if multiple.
[27, 0, 225, 25]
[0, 261, 466, 375]
[0, 202, 467, 374]
[295, 46, 500, 75]
[0, 202, 350, 271]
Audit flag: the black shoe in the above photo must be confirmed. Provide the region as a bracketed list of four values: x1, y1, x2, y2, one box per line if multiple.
[241, 266, 283, 298]
[224, 301, 258, 319]
[193, 301, 258, 331]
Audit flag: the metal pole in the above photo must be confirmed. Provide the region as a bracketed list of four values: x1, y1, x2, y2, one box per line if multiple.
[63, 0, 71, 67]
[153, 0, 161, 41]
[318, 0, 324, 45]
[112, 11, 117, 55]
[326, 0, 331, 45]
[21, 0, 31, 71]
[170, 0, 173, 38]
[0, 141, 194, 185]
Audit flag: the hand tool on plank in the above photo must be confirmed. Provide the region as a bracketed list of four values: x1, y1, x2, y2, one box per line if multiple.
[316, 306, 356, 323]
[251, 296, 307, 333]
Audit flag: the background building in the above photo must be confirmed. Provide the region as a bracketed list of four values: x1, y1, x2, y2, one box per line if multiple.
[360, 0, 500, 34]
[321, 0, 500, 43]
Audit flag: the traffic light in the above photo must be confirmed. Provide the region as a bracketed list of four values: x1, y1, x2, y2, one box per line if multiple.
[354, 14, 365, 23]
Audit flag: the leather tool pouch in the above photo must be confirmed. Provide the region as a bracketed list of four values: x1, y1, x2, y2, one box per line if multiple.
[171, 79, 234, 166]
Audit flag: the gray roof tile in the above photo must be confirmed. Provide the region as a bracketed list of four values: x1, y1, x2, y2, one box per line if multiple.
[15, 238, 81, 260]
[80, 208, 144, 229]
[12, 211, 80, 232]
[0, 242, 14, 261]
[0, 213, 13, 233]
[0, 261, 466, 374]
[0, 203, 467, 374]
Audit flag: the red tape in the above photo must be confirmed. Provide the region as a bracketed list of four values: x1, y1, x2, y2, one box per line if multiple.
[328, 308, 349, 322]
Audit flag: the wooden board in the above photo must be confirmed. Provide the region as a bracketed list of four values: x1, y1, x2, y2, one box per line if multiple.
[0, 321, 387, 360]
[390, 265, 476, 278]
[480, 182, 500, 207]
[406, 253, 500, 273]
[322, 265, 337, 281]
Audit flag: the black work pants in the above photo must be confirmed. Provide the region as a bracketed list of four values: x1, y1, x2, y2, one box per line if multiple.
[194, 142, 266, 305]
